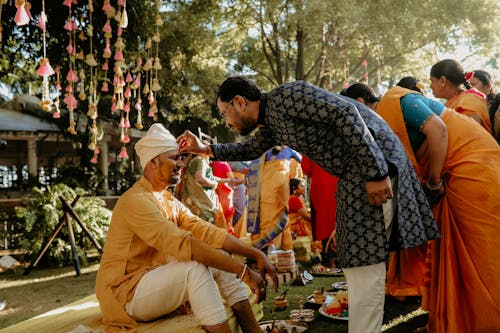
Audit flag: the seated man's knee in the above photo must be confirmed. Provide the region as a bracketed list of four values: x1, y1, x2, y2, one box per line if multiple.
[213, 268, 248, 306]
[185, 261, 213, 288]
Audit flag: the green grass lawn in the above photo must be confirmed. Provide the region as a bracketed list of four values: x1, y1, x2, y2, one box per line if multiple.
[0, 261, 428, 332]
[261, 265, 427, 333]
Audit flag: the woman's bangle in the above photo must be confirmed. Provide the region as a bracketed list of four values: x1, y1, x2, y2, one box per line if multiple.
[426, 179, 443, 191]
[239, 264, 248, 280]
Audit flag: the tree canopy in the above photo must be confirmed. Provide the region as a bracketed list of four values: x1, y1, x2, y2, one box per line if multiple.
[1, 0, 499, 137]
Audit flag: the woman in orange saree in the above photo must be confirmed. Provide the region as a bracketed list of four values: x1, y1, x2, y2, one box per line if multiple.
[246, 146, 300, 251]
[378, 86, 500, 332]
[430, 59, 491, 133]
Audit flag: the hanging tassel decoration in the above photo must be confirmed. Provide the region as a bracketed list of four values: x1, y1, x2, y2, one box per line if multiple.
[119, 146, 128, 159]
[362, 59, 368, 82]
[119, 4, 128, 28]
[14, 0, 30, 26]
[36, 58, 55, 76]
[37, 11, 47, 30]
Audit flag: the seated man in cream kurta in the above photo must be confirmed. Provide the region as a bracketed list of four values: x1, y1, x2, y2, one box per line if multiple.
[96, 124, 278, 333]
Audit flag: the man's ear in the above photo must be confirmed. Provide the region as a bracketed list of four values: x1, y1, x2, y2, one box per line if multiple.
[356, 97, 365, 104]
[233, 95, 245, 109]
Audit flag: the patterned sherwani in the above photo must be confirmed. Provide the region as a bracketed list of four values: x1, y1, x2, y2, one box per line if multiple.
[212, 81, 439, 268]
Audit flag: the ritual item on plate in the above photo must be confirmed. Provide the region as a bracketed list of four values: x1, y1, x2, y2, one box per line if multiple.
[289, 309, 315, 322]
[321, 291, 349, 318]
[313, 288, 326, 304]
[274, 296, 288, 311]
[274, 289, 288, 311]
[335, 290, 348, 308]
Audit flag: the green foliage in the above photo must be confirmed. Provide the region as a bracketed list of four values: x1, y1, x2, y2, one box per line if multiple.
[228, 0, 500, 90]
[1, 0, 499, 131]
[15, 183, 111, 267]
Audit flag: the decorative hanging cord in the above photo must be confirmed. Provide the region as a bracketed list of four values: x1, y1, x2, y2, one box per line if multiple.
[87, 0, 101, 164]
[63, 0, 79, 135]
[36, 0, 55, 113]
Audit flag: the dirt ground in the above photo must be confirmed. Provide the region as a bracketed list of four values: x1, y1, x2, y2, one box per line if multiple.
[0, 263, 99, 330]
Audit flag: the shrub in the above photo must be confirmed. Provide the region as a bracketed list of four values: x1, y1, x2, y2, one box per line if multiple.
[15, 183, 111, 267]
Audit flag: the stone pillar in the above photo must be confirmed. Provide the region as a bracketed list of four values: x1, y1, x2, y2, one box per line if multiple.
[27, 139, 38, 176]
[98, 141, 109, 193]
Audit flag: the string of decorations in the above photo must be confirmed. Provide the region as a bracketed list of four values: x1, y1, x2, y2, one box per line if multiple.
[36, 0, 55, 113]
[63, 0, 78, 136]
[87, 0, 100, 164]
[362, 58, 368, 82]
[4, 1, 165, 166]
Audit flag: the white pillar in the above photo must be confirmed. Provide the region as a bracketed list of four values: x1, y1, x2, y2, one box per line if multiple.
[27, 139, 38, 176]
[98, 141, 109, 193]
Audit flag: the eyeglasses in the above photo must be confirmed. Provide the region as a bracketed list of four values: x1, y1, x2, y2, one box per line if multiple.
[219, 98, 233, 119]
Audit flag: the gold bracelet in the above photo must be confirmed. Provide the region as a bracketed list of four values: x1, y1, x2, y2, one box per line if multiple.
[239, 264, 248, 280]
[426, 179, 443, 191]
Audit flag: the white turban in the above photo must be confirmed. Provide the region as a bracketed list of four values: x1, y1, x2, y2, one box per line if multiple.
[135, 123, 179, 169]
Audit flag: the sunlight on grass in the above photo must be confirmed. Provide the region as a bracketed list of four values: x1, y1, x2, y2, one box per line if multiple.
[0, 264, 100, 290]
[0, 305, 22, 318]
[382, 308, 428, 331]
[34, 301, 99, 318]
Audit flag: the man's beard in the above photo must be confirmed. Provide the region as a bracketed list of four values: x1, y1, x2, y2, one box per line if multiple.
[236, 121, 257, 136]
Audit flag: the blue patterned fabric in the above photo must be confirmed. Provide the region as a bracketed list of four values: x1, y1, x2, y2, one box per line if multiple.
[246, 155, 265, 234]
[400, 93, 445, 151]
[212, 81, 439, 268]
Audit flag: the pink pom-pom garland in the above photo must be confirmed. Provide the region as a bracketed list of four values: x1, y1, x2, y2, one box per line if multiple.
[36, 58, 55, 76]
[119, 146, 128, 159]
[14, 0, 30, 26]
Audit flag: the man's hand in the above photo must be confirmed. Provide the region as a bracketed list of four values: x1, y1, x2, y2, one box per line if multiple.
[249, 252, 278, 303]
[176, 130, 210, 155]
[244, 268, 269, 304]
[366, 176, 393, 206]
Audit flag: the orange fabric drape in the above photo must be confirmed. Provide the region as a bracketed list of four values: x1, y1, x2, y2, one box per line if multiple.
[420, 110, 500, 332]
[249, 158, 293, 250]
[377, 87, 427, 297]
[385, 245, 427, 297]
[380, 87, 500, 331]
[446, 89, 491, 133]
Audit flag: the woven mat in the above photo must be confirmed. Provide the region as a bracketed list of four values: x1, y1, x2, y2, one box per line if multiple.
[0, 291, 262, 333]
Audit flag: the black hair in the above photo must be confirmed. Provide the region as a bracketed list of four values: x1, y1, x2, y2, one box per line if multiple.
[472, 70, 494, 95]
[430, 59, 472, 89]
[289, 178, 303, 195]
[340, 83, 380, 103]
[216, 76, 262, 103]
[472, 70, 498, 127]
[397, 76, 422, 93]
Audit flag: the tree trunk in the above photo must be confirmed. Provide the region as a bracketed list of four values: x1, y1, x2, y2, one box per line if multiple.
[295, 25, 305, 81]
